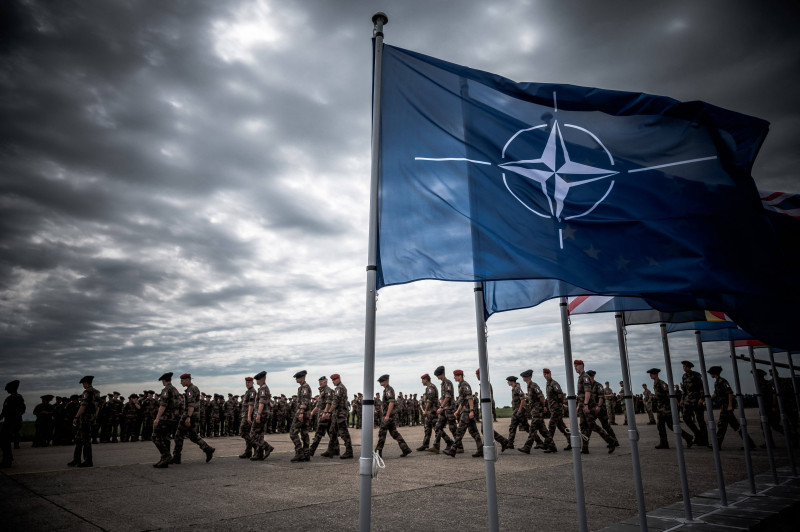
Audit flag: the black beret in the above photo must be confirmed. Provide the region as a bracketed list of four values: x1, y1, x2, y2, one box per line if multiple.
[377, 374, 390, 383]
[587, 370, 596, 377]
[113, 391, 120, 395]
[681, 360, 694, 368]
[434, 366, 445, 376]
[520, 369, 533, 378]
[647, 368, 661, 375]
[5, 380, 20, 393]
[254, 371, 267, 380]
[70, 394, 80, 400]
[707, 366, 723, 375]
[41, 394, 53, 401]
[79, 375, 94, 385]
[753, 369, 767, 377]
[319, 376, 327, 381]
[158, 372, 173, 381]
[129, 394, 137, 399]
[506, 376, 518, 382]
[293, 370, 307, 379]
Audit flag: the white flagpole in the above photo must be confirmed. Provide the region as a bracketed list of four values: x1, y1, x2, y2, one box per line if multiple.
[359, 12, 388, 532]
[560, 297, 588, 532]
[747, 346, 778, 484]
[767, 347, 798, 476]
[614, 313, 647, 531]
[659, 322, 693, 521]
[693, 331, 727, 505]
[473, 284, 499, 532]
[728, 340, 756, 494]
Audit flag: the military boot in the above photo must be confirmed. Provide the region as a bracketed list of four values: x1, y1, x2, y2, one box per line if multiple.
[442, 448, 456, 457]
[472, 448, 484, 458]
[78, 445, 93, 467]
[153, 456, 170, 468]
[426, 444, 440, 454]
[320, 449, 334, 458]
[170, 453, 181, 464]
[340, 446, 354, 459]
[263, 444, 275, 458]
[416, 443, 429, 451]
[68, 444, 82, 466]
[290, 450, 304, 462]
[205, 446, 215, 462]
[308, 441, 319, 457]
[400, 447, 412, 457]
[517, 446, 531, 454]
[655, 440, 670, 449]
[250, 447, 265, 461]
[239, 445, 253, 459]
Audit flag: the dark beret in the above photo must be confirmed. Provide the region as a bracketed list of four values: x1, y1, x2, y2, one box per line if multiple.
[79, 375, 94, 385]
[520, 369, 533, 378]
[506, 376, 518, 382]
[129, 394, 137, 399]
[41, 394, 53, 401]
[254, 371, 267, 380]
[707, 366, 723, 375]
[70, 394, 80, 400]
[227, 393, 233, 396]
[587, 370, 596, 377]
[434, 366, 445, 376]
[293, 370, 307, 379]
[5, 380, 20, 393]
[158, 372, 173, 381]
[113, 391, 120, 395]
[319, 376, 327, 381]
[377, 374, 390, 383]
[680, 361, 694, 368]
[647, 368, 661, 375]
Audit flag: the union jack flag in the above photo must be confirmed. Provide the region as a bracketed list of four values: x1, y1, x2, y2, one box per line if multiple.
[760, 190, 800, 218]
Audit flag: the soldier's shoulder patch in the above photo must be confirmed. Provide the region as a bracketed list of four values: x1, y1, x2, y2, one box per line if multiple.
[554, 384, 561, 392]
[583, 377, 591, 384]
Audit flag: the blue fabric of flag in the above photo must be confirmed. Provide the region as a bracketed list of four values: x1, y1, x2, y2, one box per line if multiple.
[666, 320, 752, 343]
[377, 45, 799, 349]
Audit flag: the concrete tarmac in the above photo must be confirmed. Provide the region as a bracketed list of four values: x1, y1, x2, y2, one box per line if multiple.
[1, 410, 797, 531]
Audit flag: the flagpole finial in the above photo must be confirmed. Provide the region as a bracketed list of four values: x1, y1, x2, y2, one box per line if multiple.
[372, 12, 388, 36]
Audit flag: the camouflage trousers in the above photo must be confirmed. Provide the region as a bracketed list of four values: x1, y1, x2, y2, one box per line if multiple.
[289, 412, 310, 453]
[310, 413, 337, 453]
[548, 406, 569, 442]
[239, 415, 253, 450]
[579, 406, 614, 450]
[451, 411, 482, 451]
[331, 411, 352, 452]
[433, 408, 457, 448]
[376, 416, 411, 453]
[644, 401, 656, 423]
[524, 411, 554, 451]
[249, 412, 272, 451]
[174, 415, 212, 456]
[682, 403, 708, 444]
[507, 410, 527, 446]
[421, 410, 437, 447]
[606, 401, 616, 424]
[596, 409, 617, 442]
[152, 419, 178, 460]
[224, 414, 234, 435]
[209, 414, 220, 436]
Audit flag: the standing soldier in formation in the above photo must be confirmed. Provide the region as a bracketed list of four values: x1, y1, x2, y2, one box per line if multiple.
[642, 383, 656, 424]
[238, 376, 257, 458]
[680, 360, 709, 447]
[209, 395, 220, 437]
[232, 395, 241, 433]
[350, 395, 358, 428]
[356, 393, 363, 429]
[224, 394, 235, 436]
[152, 372, 183, 468]
[249, 371, 276, 461]
[141, 390, 157, 441]
[505, 375, 526, 451]
[429, 365, 458, 454]
[443, 370, 482, 457]
[1, 380, 25, 467]
[330, 374, 354, 459]
[68, 376, 98, 468]
[33, 395, 54, 447]
[543, 369, 570, 450]
[173, 374, 215, 464]
[290, 370, 313, 462]
[618, 381, 627, 425]
[519, 369, 556, 454]
[373, 393, 381, 428]
[309, 376, 338, 457]
[418, 373, 439, 451]
[604, 381, 616, 425]
[375, 374, 412, 458]
[475, 369, 509, 450]
[649, 368, 694, 449]
[122, 394, 141, 442]
[589, 371, 618, 449]
[708, 366, 755, 449]
[411, 394, 420, 426]
[575, 360, 615, 454]
[109, 391, 123, 442]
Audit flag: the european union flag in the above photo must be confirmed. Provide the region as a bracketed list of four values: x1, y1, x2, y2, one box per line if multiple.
[377, 45, 798, 348]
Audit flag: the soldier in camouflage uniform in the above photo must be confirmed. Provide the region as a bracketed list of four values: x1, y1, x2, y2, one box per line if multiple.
[543, 369, 570, 449]
[152, 372, 182, 468]
[67, 376, 98, 468]
[475, 369, 509, 450]
[428, 366, 458, 454]
[604, 381, 616, 425]
[649, 368, 694, 449]
[374, 393, 382, 428]
[618, 382, 627, 425]
[329, 374, 354, 459]
[249, 371, 276, 461]
[375, 374, 412, 458]
[238, 377, 257, 458]
[108, 391, 123, 443]
[589, 371, 618, 449]
[309, 376, 338, 457]
[575, 360, 615, 454]
[173, 374, 215, 464]
[642, 384, 656, 424]
[418, 373, 439, 451]
[505, 375, 526, 451]
[443, 370, 482, 457]
[709, 366, 755, 449]
[519, 369, 556, 453]
[224, 394, 235, 436]
[680, 360, 709, 447]
[290, 370, 313, 462]
[122, 394, 141, 442]
[141, 390, 157, 441]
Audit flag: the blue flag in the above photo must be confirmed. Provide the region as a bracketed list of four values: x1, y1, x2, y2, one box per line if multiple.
[377, 45, 798, 348]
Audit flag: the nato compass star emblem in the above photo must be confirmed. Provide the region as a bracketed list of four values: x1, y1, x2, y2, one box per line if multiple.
[415, 92, 717, 250]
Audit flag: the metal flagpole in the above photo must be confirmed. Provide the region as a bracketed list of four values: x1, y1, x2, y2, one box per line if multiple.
[615, 313, 647, 531]
[359, 12, 388, 532]
[473, 284, 500, 532]
[728, 340, 756, 494]
[559, 297, 588, 532]
[767, 347, 798, 476]
[748, 346, 778, 484]
[693, 331, 727, 505]
[787, 352, 800, 417]
[659, 322, 693, 521]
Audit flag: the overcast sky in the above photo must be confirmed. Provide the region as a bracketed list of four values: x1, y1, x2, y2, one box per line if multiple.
[2, 0, 798, 413]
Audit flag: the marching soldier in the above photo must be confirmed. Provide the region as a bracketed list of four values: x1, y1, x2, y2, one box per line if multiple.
[249, 371, 276, 461]
[575, 360, 615, 454]
[543, 369, 570, 449]
[309, 376, 338, 457]
[649, 368, 693, 449]
[152, 372, 183, 468]
[680, 360, 709, 447]
[329, 374, 354, 459]
[519, 369, 556, 454]
[443, 370, 482, 457]
[374, 393, 381, 428]
[589, 371, 618, 448]
[357, 393, 363, 429]
[375, 374, 412, 458]
[418, 373, 439, 451]
[618, 381, 627, 425]
[475, 369, 509, 450]
[428, 366, 457, 454]
[505, 375, 526, 451]
[238, 376, 257, 458]
[68, 376, 99, 468]
[173, 373, 215, 464]
[708, 366, 755, 449]
[289, 370, 313, 462]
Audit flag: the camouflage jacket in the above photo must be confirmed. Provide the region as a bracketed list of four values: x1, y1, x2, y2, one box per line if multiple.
[545, 379, 565, 410]
[681, 370, 704, 406]
[296, 382, 312, 413]
[158, 384, 183, 421]
[334, 382, 349, 412]
[439, 378, 455, 411]
[576, 372, 595, 407]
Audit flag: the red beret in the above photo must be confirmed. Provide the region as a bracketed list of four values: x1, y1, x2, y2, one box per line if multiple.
[421, 373, 430, 380]
[330, 374, 340, 380]
[542, 368, 551, 374]
[244, 377, 253, 381]
[180, 373, 191, 379]
[475, 369, 480, 375]
[453, 369, 463, 376]
[573, 360, 584, 366]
